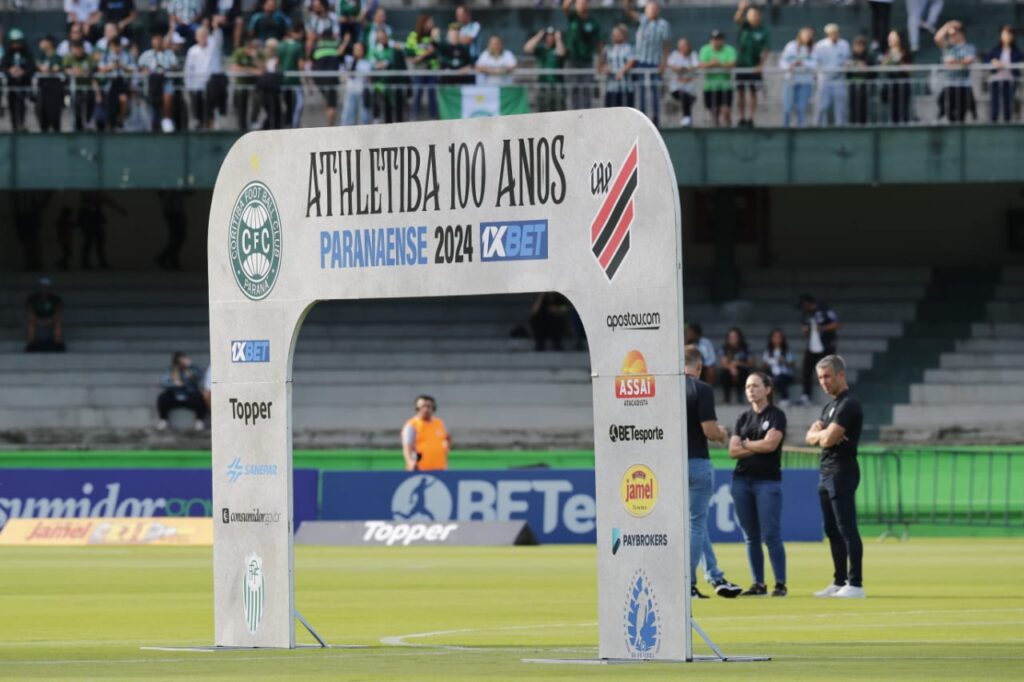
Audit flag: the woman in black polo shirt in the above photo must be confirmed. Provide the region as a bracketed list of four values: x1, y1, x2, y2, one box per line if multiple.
[728, 371, 788, 597]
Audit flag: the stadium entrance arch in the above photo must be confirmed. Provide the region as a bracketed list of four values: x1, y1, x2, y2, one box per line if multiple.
[208, 109, 705, 661]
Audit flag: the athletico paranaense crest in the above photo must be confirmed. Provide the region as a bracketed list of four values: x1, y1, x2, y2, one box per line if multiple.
[590, 142, 638, 281]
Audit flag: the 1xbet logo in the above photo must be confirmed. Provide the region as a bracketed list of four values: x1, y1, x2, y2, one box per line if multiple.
[480, 220, 548, 262]
[231, 340, 270, 363]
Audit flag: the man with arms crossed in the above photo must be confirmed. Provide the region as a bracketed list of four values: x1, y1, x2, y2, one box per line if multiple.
[806, 355, 865, 598]
[402, 395, 451, 472]
[684, 346, 743, 599]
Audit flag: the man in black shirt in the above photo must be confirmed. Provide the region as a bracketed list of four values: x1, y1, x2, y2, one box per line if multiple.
[798, 294, 841, 406]
[805, 354, 864, 598]
[684, 346, 743, 599]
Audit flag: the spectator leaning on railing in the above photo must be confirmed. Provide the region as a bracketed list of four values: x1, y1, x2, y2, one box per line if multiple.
[699, 29, 735, 127]
[733, 1, 769, 128]
[36, 35, 66, 133]
[779, 26, 815, 127]
[621, 0, 670, 128]
[985, 26, 1022, 124]
[879, 29, 912, 124]
[138, 30, 180, 132]
[812, 23, 850, 127]
[475, 34, 516, 87]
[2, 29, 35, 133]
[599, 24, 634, 108]
[63, 39, 95, 131]
[847, 35, 875, 126]
[667, 37, 698, 127]
[935, 20, 976, 123]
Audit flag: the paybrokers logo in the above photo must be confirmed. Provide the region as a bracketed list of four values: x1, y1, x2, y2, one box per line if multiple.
[621, 464, 658, 517]
[615, 350, 655, 406]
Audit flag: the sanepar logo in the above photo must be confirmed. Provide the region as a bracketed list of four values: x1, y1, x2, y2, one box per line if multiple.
[231, 340, 270, 363]
[480, 220, 548, 262]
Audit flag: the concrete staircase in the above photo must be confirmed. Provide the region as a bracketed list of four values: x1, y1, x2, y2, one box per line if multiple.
[886, 267, 1024, 443]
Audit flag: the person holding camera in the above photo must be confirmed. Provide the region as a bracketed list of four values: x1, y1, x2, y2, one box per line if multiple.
[401, 395, 451, 471]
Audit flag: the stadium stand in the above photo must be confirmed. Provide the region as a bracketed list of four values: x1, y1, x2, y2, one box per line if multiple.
[888, 266, 1024, 443]
[7, 265, 1012, 449]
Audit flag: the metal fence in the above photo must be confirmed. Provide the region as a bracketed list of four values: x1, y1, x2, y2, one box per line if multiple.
[0, 64, 1020, 133]
[784, 447, 1024, 539]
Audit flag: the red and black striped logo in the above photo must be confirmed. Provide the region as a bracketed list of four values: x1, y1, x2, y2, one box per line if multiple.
[590, 142, 638, 281]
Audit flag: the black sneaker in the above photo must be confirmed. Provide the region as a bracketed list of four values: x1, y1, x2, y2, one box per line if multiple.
[741, 583, 768, 597]
[771, 583, 788, 597]
[711, 578, 742, 598]
[691, 585, 709, 599]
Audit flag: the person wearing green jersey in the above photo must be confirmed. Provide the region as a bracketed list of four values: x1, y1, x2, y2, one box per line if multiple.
[36, 35, 66, 132]
[405, 13, 438, 120]
[562, 0, 602, 110]
[699, 29, 736, 127]
[230, 37, 262, 130]
[63, 39, 96, 130]
[524, 27, 566, 112]
[277, 22, 304, 127]
[369, 26, 405, 123]
[311, 20, 344, 125]
[733, 1, 770, 127]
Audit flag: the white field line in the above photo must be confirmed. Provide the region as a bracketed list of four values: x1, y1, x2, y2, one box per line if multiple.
[380, 622, 598, 650]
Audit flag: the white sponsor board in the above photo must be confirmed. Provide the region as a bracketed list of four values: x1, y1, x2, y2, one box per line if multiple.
[208, 109, 691, 658]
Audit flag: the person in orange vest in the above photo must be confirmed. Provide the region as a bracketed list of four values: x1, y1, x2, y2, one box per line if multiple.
[401, 395, 451, 471]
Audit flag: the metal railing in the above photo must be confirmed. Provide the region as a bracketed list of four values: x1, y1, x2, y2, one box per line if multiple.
[784, 447, 1024, 539]
[0, 63, 1020, 133]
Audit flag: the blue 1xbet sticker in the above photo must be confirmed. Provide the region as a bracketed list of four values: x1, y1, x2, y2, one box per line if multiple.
[479, 220, 548, 262]
[231, 340, 270, 363]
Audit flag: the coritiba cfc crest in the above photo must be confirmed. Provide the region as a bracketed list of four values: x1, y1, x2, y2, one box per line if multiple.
[243, 553, 265, 634]
[229, 181, 282, 301]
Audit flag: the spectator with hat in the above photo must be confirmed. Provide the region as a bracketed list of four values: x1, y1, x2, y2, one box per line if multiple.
[2, 29, 36, 133]
[24, 277, 66, 353]
[699, 28, 736, 127]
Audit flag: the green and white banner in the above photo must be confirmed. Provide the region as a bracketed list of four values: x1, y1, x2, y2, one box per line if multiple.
[438, 85, 530, 119]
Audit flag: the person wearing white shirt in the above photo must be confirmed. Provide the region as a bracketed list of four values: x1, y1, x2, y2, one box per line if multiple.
[65, 0, 102, 40]
[475, 35, 516, 86]
[58, 22, 94, 57]
[667, 37, 699, 126]
[184, 24, 224, 128]
[342, 41, 372, 125]
[780, 27, 816, 127]
[812, 23, 851, 127]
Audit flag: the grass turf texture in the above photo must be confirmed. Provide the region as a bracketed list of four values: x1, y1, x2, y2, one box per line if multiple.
[1, 539, 1022, 680]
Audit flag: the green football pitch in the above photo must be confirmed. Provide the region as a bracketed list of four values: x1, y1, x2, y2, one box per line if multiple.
[1, 539, 1021, 680]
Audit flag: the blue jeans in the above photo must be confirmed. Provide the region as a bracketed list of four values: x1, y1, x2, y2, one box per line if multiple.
[632, 63, 661, 126]
[701, 525, 724, 583]
[817, 80, 848, 127]
[990, 80, 1015, 123]
[688, 458, 713, 586]
[731, 476, 786, 585]
[342, 90, 370, 125]
[783, 82, 812, 127]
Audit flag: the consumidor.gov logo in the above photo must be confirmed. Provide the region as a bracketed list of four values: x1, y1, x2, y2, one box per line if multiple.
[229, 181, 282, 301]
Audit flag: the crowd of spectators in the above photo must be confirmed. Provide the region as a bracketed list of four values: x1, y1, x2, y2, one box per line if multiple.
[684, 292, 838, 407]
[0, 0, 1017, 132]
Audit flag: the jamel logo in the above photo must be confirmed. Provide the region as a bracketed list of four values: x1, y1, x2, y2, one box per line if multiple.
[621, 464, 658, 517]
[590, 142, 637, 280]
[229, 181, 282, 301]
[615, 350, 655, 406]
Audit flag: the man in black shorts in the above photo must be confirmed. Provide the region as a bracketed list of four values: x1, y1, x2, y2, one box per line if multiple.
[733, 1, 769, 127]
[805, 354, 865, 598]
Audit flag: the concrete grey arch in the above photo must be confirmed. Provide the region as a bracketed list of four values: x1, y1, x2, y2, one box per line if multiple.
[208, 109, 692, 660]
